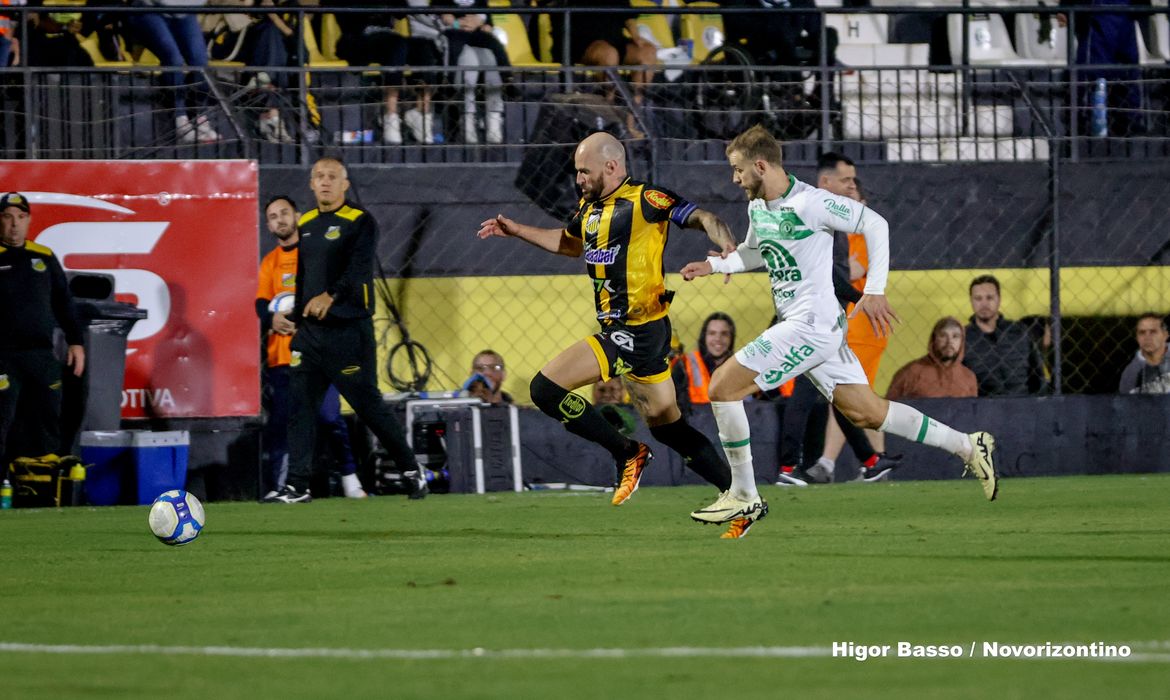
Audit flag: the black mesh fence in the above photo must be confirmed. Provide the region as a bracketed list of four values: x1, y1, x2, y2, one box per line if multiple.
[2, 5, 1168, 402]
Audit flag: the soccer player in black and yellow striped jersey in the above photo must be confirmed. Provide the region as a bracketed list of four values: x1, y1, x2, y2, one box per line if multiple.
[478, 132, 737, 510]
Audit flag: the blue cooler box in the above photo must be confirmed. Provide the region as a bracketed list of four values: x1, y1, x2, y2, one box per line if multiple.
[80, 430, 190, 505]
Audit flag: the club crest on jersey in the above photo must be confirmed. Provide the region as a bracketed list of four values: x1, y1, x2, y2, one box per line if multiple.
[281, 273, 295, 287]
[585, 244, 622, 265]
[824, 199, 852, 220]
[324, 226, 341, 240]
[644, 190, 675, 210]
[31, 259, 46, 272]
[290, 351, 302, 368]
[0, 374, 8, 391]
[584, 208, 603, 235]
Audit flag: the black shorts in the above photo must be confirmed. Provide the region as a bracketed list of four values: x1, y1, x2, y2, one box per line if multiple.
[586, 316, 673, 384]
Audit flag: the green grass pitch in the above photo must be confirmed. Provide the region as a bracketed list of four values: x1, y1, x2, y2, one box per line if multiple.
[3, 474, 1168, 699]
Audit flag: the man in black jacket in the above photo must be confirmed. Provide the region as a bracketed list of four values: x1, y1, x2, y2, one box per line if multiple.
[265, 158, 425, 503]
[964, 274, 1048, 396]
[0, 192, 85, 464]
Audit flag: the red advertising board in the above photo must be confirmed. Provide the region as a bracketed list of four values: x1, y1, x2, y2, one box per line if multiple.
[0, 160, 260, 418]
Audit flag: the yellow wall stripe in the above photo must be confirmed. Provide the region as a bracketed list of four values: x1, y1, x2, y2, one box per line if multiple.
[370, 267, 1170, 404]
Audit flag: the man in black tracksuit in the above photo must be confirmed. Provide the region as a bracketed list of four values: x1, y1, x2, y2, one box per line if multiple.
[0, 192, 86, 465]
[265, 158, 425, 503]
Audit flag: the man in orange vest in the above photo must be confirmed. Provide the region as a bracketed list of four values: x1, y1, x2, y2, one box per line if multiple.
[776, 154, 899, 486]
[0, 0, 22, 68]
[811, 161, 898, 482]
[673, 311, 735, 409]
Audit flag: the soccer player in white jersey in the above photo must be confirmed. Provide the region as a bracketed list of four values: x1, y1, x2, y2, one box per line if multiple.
[680, 126, 998, 539]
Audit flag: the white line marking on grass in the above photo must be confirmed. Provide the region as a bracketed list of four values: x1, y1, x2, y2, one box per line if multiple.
[2, 642, 1167, 663]
[0, 643, 828, 660]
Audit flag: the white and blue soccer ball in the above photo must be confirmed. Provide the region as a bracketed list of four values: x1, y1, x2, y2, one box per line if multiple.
[148, 490, 205, 546]
[268, 292, 295, 315]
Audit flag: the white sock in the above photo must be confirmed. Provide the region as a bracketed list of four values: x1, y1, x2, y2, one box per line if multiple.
[341, 472, 364, 495]
[815, 456, 835, 477]
[710, 400, 759, 500]
[879, 402, 972, 461]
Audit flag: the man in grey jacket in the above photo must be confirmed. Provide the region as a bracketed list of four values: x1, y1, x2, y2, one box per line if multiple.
[1119, 313, 1170, 395]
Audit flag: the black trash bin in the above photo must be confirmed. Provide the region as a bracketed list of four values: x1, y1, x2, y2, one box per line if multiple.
[61, 272, 148, 450]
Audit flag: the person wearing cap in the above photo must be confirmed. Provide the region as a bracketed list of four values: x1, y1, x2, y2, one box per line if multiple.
[0, 192, 85, 465]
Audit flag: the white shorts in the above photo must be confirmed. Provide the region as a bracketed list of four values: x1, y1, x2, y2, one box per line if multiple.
[735, 318, 870, 401]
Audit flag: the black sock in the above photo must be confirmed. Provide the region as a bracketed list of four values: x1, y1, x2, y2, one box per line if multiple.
[530, 372, 637, 461]
[650, 418, 731, 491]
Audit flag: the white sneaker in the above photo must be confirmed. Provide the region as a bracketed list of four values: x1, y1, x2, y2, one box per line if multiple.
[422, 111, 435, 144]
[963, 432, 998, 501]
[486, 112, 503, 144]
[690, 490, 767, 524]
[383, 112, 402, 145]
[463, 113, 478, 144]
[194, 115, 221, 143]
[259, 113, 293, 144]
[341, 473, 368, 499]
[403, 108, 430, 143]
[176, 115, 196, 144]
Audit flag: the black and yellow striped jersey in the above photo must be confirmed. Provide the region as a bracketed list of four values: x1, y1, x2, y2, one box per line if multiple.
[564, 178, 698, 326]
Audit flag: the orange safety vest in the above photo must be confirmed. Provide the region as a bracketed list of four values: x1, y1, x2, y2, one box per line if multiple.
[681, 350, 712, 404]
[683, 349, 795, 401]
[0, 0, 15, 41]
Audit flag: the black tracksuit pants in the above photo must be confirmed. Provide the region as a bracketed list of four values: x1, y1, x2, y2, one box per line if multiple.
[778, 374, 875, 468]
[286, 318, 416, 492]
[0, 348, 63, 464]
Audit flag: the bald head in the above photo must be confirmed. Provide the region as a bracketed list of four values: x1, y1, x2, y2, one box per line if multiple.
[574, 132, 627, 201]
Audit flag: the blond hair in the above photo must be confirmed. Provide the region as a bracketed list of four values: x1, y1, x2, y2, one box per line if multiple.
[725, 124, 783, 166]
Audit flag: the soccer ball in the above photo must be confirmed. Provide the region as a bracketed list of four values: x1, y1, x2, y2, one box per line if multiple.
[268, 292, 295, 315]
[148, 490, 205, 546]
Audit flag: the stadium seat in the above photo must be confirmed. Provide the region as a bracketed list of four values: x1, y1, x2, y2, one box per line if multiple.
[679, 2, 723, 63]
[825, 13, 889, 44]
[302, 15, 347, 67]
[1137, 19, 1168, 65]
[887, 136, 1048, 162]
[537, 12, 555, 63]
[947, 13, 1031, 65]
[1151, 14, 1170, 63]
[1014, 12, 1070, 65]
[76, 32, 132, 68]
[320, 14, 347, 65]
[837, 42, 929, 67]
[630, 0, 677, 50]
[492, 13, 559, 68]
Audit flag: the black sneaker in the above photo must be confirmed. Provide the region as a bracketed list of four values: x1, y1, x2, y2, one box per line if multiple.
[857, 453, 902, 482]
[405, 469, 429, 500]
[775, 467, 808, 487]
[263, 485, 312, 503]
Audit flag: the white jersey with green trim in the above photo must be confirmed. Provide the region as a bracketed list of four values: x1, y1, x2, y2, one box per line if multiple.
[743, 175, 866, 329]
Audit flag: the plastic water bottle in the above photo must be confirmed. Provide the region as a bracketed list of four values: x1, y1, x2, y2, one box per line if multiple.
[69, 463, 87, 507]
[1090, 78, 1108, 137]
[1, 479, 12, 509]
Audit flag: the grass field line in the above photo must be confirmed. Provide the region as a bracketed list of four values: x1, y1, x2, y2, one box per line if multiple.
[2, 642, 1169, 663]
